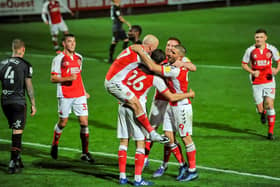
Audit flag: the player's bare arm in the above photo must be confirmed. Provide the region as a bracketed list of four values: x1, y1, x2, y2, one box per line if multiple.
[173, 60, 196, 71]
[272, 61, 280, 75]
[60, 1, 74, 16]
[131, 44, 162, 74]
[162, 89, 195, 102]
[119, 16, 131, 28]
[51, 74, 77, 83]
[25, 78, 36, 116]
[183, 62, 196, 72]
[241, 63, 260, 77]
[85, 92, 90, 99]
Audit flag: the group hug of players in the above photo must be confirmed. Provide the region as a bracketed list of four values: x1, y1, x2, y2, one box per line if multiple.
[1, 0, 280, 186]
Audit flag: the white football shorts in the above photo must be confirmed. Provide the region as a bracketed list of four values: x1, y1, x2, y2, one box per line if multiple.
[58, 96, 88, 118]
[162, 104, 176, 132]
[117, 104, 147, 141]
[50, 20, 68, 35]
[104, 80, 135, 103]
[171, 104, 193, 137]
[252, 80, 276, 104]
[149, 99, 169, 128]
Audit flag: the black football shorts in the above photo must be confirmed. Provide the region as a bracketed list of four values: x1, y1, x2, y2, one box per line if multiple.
[1, 104, 26, 130]
[113, 30, 128, 42]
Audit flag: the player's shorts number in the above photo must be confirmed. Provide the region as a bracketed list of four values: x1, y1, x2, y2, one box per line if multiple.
[179, 124, 184, 132]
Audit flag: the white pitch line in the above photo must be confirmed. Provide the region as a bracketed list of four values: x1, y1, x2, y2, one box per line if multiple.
[197, 64, 242, 70]
[0, 138, 280, 181]
[0, 51, 242, 70]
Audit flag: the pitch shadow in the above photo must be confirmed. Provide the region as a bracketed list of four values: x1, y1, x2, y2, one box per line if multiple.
[0, 142, 135, 184]
[67, 117, 115, 130]
[194, 121, 265, 138]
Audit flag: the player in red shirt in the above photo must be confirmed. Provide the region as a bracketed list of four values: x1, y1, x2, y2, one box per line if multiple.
[144, 37, 182, 166]
[41, 0, 74, 52]
[132, 44, 198, 182]
[50, 34, 94, 163]
[242, 29, 280, 140]
[117, 49, 195, 185]
[144, 37, 194, 169]
[105, 34, 169, 144]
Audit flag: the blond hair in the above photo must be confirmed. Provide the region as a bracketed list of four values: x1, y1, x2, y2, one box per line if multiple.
[12, 39, 25, 51]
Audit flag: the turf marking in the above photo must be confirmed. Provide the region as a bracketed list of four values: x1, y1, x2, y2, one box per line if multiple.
[0, 52, 242, 70]
[0, 138, 279, 181]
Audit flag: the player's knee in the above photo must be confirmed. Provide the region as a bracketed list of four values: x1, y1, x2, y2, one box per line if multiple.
[130, 101, 142, 114]
[12, 129, 23, 135]
[80, 121, 88, 126]
[79, 117, 88, 126]
[182, 135, 192, 145]
[58, 118, 68, 127]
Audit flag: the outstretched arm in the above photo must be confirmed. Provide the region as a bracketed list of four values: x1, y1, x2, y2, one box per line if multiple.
[162, 89, 195, 102]
[183, 62, 196, 72]
[25, 78, 36, 116]
[131, 45, 162, 75]
[60, 1, 74, 16]
[119, 16, 131, 28]
[41, 2, 49, 24]
[272, 61, 280, 75]
[173, 59, 196, 71]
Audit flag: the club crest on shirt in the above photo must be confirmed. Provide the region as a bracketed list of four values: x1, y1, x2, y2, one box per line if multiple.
[266, 51, 272, 59]
[62, 61, 69, 68]
[164, 66, 171, 73]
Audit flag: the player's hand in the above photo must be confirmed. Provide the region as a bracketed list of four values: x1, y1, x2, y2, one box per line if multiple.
[127, 22, 131, 29]
[189, 89, 195, 98]
[252, 70, 260, 77]
[30, 105, 36, 116]
[131, 44, 143, 53]
[173, 60, 183, 68]
[69, 74, 77, 81]
[44, 21, 49, 25]
[85, 92, 90, 99]
[272, 67, 279, 75]
[71, 12, 74, 16]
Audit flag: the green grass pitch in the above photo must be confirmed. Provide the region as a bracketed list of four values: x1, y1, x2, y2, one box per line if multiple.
[0, 3, 280, 187]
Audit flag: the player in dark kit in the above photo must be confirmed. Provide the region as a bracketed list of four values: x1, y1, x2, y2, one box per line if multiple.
[0, 39, 36, 174]
[109, 0, 131, 63]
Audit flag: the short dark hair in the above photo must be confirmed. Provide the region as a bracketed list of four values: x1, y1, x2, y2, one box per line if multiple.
[62, 33, 75, 41]
[167, 37, 181, 45]
[255, 29, 267, 35]
[131, 25, 142, 36]
[151, 49, 166, 64]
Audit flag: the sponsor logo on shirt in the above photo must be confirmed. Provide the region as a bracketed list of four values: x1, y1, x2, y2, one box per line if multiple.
[70, 67, 80, 74]
[255, 60, 269, 66]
